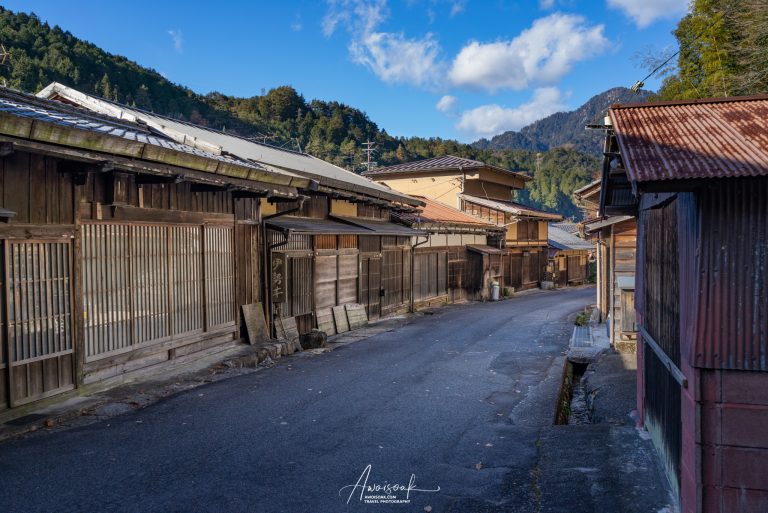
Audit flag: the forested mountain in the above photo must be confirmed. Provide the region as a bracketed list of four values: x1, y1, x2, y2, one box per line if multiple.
[472, 87, 652, 155]
[0, 6, 598, 218]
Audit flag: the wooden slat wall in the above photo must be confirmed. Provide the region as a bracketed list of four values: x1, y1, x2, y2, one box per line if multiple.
[290, 256, 313, 317]
[234, 198, 260, 312]
[413, 250, 448, 302]
[268, 230, 312, 251]
[82, 223, 233, 362]
[82, 224, 131, 357]
[133, 225, 171, 343]
[204, 226, 235, 328]
[171, 226, 204, 335]
[5, 241, 74, 406]
[381, 249, 403, 312]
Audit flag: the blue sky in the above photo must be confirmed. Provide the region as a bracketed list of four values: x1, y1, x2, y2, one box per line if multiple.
[10, 1, 688, 142]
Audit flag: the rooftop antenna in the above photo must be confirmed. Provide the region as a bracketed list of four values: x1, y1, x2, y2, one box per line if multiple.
[362, 140, 377, 171]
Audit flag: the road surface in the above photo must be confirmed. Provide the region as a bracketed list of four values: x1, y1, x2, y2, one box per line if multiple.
[0, 287, 670, 512]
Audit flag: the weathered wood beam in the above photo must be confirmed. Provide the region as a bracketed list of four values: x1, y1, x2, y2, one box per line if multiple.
[0, 134, 298, 199]
[111, 205, 234, 224]
[135, 174, 184, 185]
[0, 141, 13, 157]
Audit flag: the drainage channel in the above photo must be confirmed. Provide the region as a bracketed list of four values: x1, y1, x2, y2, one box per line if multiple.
[553, 359, 591, 425]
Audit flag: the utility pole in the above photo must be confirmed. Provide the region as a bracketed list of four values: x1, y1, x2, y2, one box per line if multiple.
[361, 140, 377, 172]
[0, 44, 10, 88]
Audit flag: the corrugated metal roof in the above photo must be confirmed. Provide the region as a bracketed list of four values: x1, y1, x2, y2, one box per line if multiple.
[459, 194, 564, 220]
[610, 95, 768, 182]
[392, 196, 499, 228]
[266, 216, 375, 235]
[363, 154, 531, 181]
[583, 215, 634, 233]
[0, 87, 278, 173]
[466, 244, 505, 255]
[548, 224, 594, 251]
[37, 82, 420, 206]
[330, 216, 425, 236]
[266, 215, 423, 236]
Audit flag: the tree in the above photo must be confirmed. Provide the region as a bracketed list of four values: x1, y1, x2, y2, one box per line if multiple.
[656, 0, 768, 100]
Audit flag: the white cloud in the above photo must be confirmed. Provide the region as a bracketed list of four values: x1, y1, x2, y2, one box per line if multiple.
[450, 0, 467, 17]
[350, 32, 442, 86]
[324, 0, 443, 87]
[539, 0, 555, 8]
[436, 94, 458, 113]
[167, 29, 183, 53]
[456, 87, 566, 137]
[607, 0, 689, 28]
[449, 13, 609, 92]
[322, 0, 387, 37]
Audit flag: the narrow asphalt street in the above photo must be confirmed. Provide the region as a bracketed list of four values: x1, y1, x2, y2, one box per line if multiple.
[0, 287, 670, 513]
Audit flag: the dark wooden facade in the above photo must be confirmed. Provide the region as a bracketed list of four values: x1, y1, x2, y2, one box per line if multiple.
[548, 249, 590, 288]
[265, 195, 419, 335]
[0, 151, 266, 409]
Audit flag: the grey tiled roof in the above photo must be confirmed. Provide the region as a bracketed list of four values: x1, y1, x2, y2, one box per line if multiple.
[363, 155, 530, 181]
[548, 224, 594, 251]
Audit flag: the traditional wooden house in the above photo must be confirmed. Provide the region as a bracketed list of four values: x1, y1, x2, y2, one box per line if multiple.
[364, 155, 562, 291]
[38, 83, 425, 335]
[575, 173, 637, 350]
[0, 87, 309, 410]
[546, 223, 593, 287]
[604, 95, 768, 513]
[391, 196, 504, 305]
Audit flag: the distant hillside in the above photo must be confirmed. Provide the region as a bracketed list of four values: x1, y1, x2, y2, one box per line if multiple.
[0, 6, 598, 218]
[473, 87, 653, 155]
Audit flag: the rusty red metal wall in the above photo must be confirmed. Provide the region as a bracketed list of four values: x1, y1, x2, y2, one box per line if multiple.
[693, 178, 768, 371]
[699, 369, 768, 513]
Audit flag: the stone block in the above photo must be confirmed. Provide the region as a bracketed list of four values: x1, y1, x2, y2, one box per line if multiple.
[300, 329, 328, 350]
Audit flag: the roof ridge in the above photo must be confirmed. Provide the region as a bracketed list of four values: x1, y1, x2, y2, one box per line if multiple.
[611, 94, 768, 110]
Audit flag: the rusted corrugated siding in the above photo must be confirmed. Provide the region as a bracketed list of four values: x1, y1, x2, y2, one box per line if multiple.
[694, 178, 768, 371]
[610, 96, 768, 182]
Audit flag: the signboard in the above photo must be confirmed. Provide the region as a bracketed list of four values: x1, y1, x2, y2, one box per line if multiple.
[271, 252, 287, 304]
[241, 302, 269, 345]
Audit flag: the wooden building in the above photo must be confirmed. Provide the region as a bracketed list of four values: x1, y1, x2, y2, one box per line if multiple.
[546, 223, 593, 287]
[0, 87, 308, 409]
[37, 83, 426, 337]
[575, 177, 637, 351]
[392, 196, 504, 304]
[364, 155, 562, 291]
[604, 95, 768, 513]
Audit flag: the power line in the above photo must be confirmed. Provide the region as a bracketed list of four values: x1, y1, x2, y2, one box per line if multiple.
[586, 4, 735, 129]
